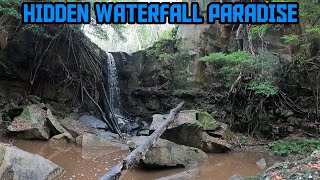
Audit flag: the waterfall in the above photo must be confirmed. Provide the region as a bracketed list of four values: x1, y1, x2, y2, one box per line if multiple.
[106, 52, 125, 125]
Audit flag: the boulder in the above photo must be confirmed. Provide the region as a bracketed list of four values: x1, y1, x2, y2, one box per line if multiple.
[76, 133, 128, 150]
[179, 110, 221, 131]
[50, 132, 74, 143]
[79, 115, 108, 129]
[155, 168, 199, 180]
[128, 136, 207, 168]
[58, 117, 94, 138]
[151, 112, 231, 153]
[7, 104, 51, 140]
[207, 122, 233, 140]
[47, 109, 73, 140]
[0, 143, 64, 180]
[254, 151, 320, 180]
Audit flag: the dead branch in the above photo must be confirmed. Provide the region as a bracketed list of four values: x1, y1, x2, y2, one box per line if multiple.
[100, 101, 185, 180]
[83, 87, 115, 133]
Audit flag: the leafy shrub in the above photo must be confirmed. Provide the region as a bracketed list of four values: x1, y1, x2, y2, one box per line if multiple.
[281, 34, 299, 44]
[249, 81, 278, 97]
[200, 51, 250, 64]
[240, 135, 248, 144]
[200, 50, 280, 97]
[249, 24, 271, 39]
[269, 139, 320, 155]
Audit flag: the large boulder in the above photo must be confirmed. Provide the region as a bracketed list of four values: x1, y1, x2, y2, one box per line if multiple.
[128, 136, 208, 168]
[150, 111, 231, 153]
[254, 151, 320, 180]
[7, 104, 51, 140]
[0, 143, 64, 180]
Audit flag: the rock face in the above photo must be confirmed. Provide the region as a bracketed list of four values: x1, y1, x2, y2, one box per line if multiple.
[150, 111, 231, 153]
[0, 143, 64, 180]
[7, 104, 51, 140]
[255, 151, 320, 180]
[128, 136, 208, 168]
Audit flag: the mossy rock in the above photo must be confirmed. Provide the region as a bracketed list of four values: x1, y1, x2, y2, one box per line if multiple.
[180, 110, 221, 131]
[197, 111, 220, 131]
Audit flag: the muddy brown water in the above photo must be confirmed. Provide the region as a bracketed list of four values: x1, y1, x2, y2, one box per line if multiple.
[8, 140, 279, 180]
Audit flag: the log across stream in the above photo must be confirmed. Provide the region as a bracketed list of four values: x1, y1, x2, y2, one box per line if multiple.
[5, 139, 279, 180]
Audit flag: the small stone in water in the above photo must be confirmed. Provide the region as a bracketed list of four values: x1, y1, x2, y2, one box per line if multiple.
[256, 158, 267, 169]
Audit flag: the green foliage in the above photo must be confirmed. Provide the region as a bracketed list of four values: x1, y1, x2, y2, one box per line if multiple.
[201, 50, 280, 96]
[159, 53, 175, 61]
[249, 81, 278, 97]
[269, 139, 320, 155]
[219, 66, 241, 75]
[156, 26, 178, 41]
[305, 26, 320, 38]
[146, 26, 179, 61]
[240, 135, 248, 144]
[278, 0, 320, 61]
[200, 51, 250, 64]
[249, 24, 271, 39]
[281, 34, 299, 44]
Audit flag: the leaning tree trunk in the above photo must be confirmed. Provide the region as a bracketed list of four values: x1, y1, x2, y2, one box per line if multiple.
[100, 102, 185, 180]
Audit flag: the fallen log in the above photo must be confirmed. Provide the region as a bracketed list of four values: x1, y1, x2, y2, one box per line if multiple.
[100, 101, 185, 180]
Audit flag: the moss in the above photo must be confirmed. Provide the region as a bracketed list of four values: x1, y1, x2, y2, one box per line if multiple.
[197, 111, 220, 131]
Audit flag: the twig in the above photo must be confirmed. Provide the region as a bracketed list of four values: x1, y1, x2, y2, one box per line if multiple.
[83, 87, 114, 133]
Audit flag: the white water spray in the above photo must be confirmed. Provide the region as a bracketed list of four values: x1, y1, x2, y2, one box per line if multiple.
[106, 52, 125, 125]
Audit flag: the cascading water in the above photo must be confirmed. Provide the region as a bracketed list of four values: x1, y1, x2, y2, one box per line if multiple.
[106, 52, 125, 125]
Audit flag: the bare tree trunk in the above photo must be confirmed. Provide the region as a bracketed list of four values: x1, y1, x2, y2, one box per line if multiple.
[100, 102, 185, 180]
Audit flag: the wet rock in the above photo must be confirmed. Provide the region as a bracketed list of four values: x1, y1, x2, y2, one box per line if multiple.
[229, 175, 244, 180]
[28, 95, 41, 104]
[191, 110, 221, 131]
[129, 129, 139, 136]
[256, 158, 267, 169]
[207, 122, 233, 140]
[59, 117, 94, 138]
[151, 112, 231, 153]
[50, 132, 74, 143]
[127, 121, 140, 131]
[155, 168, 199, 180]
[140, 120, 149, 130]
[137, 129, 150, 136]
[0, 143, 64, 180]
[7, 104, 51, 140]
[77, 133, 128, 149]
[95, 131, 120, 140]
[287, 126, 294, 133]
[278, 108, 294, 118]
[47, 109, 73, 138]
[256, 151, 320, 180]
[128, 136, 207, 168]
[79, 115, 108, 129]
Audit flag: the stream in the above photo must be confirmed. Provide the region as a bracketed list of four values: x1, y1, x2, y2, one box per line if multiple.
[8, 140, 279, 180]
